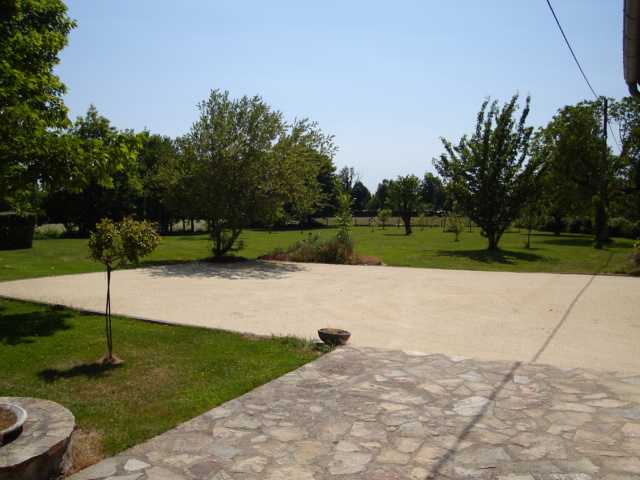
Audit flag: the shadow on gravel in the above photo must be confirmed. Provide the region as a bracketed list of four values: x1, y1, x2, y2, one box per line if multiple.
[143, 259, 307, 281]
[435, 248, 545, 265]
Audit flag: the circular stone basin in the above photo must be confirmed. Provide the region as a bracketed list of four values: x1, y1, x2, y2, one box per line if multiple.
[0, 402, 28, 445]
[0, 397, 75, 480]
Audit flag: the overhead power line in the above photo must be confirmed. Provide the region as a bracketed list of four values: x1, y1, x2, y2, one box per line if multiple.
[545, 0, 598, 100]
[545, 0, 621, 152]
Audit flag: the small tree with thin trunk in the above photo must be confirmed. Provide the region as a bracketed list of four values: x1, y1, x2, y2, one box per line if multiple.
[376, 208, 392, 230]
[88, 217, 162, 363]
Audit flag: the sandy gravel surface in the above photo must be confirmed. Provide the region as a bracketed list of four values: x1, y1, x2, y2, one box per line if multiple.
[0, 261, 638, 373]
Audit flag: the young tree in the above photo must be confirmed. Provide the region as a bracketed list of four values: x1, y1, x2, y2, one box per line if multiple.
[387, 174, 421, 235]
[88, 217, 162, 363]
[376, 208, 392, 230]
[434, 94, 539, 250]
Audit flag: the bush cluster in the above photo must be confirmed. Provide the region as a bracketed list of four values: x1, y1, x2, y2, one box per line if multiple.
[286, 233, 357, 265]
[0, 212, 36, 250]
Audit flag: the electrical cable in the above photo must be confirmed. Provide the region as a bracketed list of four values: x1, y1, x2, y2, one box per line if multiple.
[545, 0, 598, 100]
[545, 0, 621, 152]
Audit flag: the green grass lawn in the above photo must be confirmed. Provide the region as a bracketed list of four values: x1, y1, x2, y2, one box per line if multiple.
[1, 225, 635, 281]
[0, 298, 326, 468]
[237, 225, 635, 274]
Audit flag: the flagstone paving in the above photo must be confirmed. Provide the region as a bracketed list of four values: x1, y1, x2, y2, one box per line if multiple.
[67, 346, 640, 480]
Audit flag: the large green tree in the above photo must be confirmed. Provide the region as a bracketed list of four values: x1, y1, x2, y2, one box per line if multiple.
[0, 0, 75, 210]
[610, 97, 640, 221]
[387, 174, 421, 235]
[43, 106, 144, 234]
[535, 98, 615, 248]
[0, 1, 137, 213]
[419, 172, 448, 211]
[173, 90, 335, 258]
[434, 94, 539, 250]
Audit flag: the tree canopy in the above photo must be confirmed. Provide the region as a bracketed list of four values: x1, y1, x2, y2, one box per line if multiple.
[166, 90, 335, 258]
[434, 94, 539, 250]
[535, 98, 615, 248]
[0, 0, 76, 209]
[0, 1, 139, 213]
[387, 174, 421, 235]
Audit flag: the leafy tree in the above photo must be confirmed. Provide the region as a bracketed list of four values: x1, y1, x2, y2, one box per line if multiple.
[367, 179, 391, 210]
[610, 97, 640, 221]
[43, 106, 144, 234]
[334, 194, 354, 246]
[419, 172, 448, 211]
[176, 90, 334, 258]
[0, 0, 75, 210]
[0, 1, 135, 212]
[337, 166, 360, 193]
[535, 98, 614, 248]
[434, 94, 538, 250]
[137, 133, 179, 232]
[351, 181, 371, 211]
[376, 207, 392, 229]
[88, 217, 162, 363]
[387, 174, 421, 235]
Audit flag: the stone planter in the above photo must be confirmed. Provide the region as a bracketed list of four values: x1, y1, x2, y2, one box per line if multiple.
[318, 328, 351, 346]
[0, 397, 74, 480]
[0, 403, 28, 446]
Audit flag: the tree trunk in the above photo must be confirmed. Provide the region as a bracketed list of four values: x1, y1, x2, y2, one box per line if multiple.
[105, 267, 113, 359]
[401, 214, 412, 235]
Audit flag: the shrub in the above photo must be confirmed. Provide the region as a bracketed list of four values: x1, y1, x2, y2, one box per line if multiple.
[33, 226, 62, 240]
[0, 212, 36, 250]
[627, 240, 640, 274]
[608, 217, 640, 239]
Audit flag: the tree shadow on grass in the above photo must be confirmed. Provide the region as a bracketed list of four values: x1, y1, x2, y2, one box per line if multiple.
[0, 305, 73, 346]
[528, 233, 594, 248]
[38, 362, 122, 383]
[435, 248, 546, 265]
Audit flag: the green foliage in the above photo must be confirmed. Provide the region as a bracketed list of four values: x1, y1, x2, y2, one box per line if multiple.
[168, 90, 335, 259]
[627, 240, 640, 274]
[435, 94, 539, 250]
[376, 208, 392, 229]
[44, 106, 146, 235]
[334, 194, 354, 244]
[419, 172, 448, 210]
[0, 212, 36, 250]
[88, 217, 162, 271]
[0, 0, 75, 210]
[445, 213, 464, 242]
[387, 174, 421, 235]
[88, 217, 161, 360]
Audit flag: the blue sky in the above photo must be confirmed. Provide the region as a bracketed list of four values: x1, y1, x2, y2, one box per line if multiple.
[56, 1, 624, 192]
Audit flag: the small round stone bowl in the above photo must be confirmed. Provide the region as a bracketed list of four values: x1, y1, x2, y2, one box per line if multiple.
[318, 328, 351, 346]
[0, 402, 28, 446]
